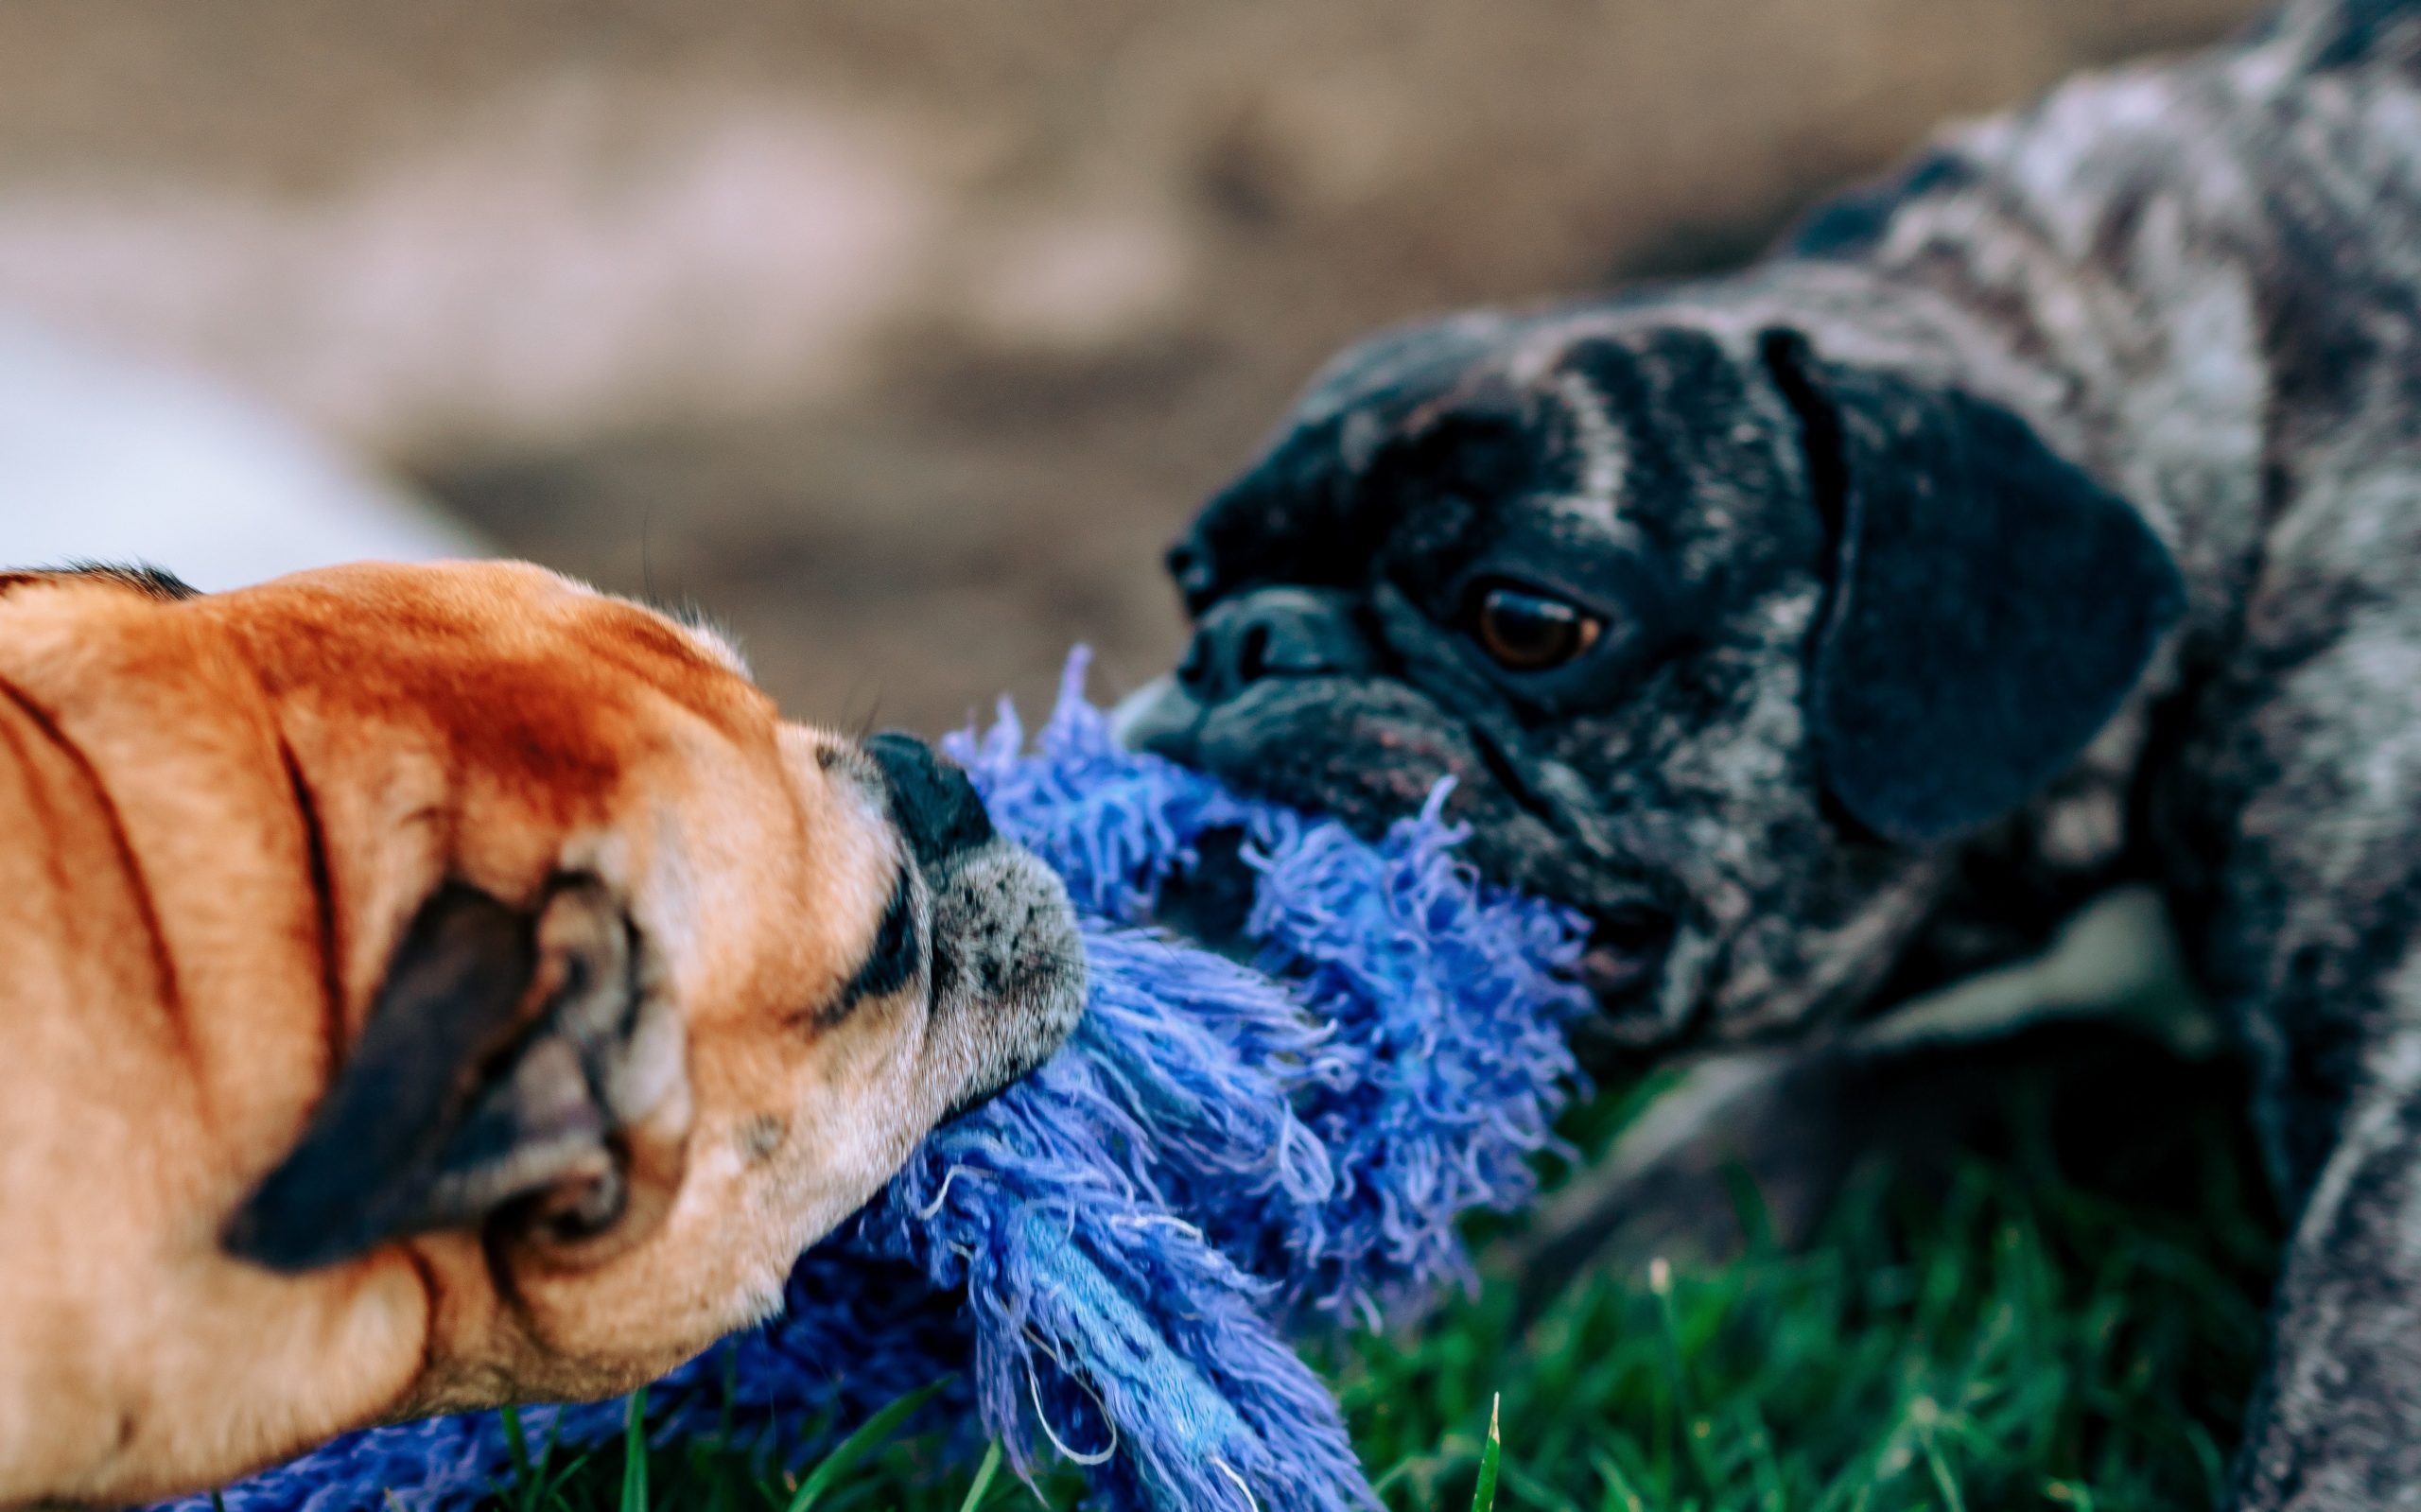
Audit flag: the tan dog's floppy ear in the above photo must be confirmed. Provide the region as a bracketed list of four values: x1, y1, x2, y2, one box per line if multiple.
[225, 877, 685, 1273]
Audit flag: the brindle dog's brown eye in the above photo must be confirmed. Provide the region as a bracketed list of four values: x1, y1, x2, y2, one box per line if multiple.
[1471, 582, 1604, 671]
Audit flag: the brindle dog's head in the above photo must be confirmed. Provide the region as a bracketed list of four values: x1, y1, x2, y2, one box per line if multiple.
[1127, 309, 2186, 1054]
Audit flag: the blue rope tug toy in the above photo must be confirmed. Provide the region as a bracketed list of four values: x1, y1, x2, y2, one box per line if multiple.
[176, 652, 1594, 1512]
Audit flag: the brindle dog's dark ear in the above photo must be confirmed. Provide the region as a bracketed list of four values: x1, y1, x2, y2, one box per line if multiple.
[226, 877, 679, 1272]
[1758, 327, 2186, 845]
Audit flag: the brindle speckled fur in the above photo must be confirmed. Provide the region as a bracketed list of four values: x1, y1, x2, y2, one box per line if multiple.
[1133, 3, 2421, 1503]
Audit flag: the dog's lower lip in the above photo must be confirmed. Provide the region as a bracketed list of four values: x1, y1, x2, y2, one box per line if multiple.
[1577, 947, 1656, 998]
[1576, 909, 1675, 1003]
[1576, 947, 1669, 1012]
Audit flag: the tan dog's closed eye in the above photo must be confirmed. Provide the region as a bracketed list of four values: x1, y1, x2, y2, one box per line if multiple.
[0, 561, 1085, 1508]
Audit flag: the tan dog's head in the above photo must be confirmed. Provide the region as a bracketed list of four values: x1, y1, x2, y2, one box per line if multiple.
[167, 561, 1084, 1410]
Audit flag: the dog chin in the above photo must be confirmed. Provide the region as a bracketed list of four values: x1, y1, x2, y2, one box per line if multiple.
[926, 837, 1089, 1116]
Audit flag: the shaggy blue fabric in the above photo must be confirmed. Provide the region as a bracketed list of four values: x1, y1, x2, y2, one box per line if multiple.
[168, 652, 1592, 1512]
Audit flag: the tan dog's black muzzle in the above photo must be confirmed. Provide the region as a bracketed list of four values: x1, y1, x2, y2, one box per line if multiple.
[858, 730, 1085, 1120]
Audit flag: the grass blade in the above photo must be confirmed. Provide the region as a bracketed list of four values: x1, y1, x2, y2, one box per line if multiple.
[1918, 1413, 1966, 1512]
[1472, 1394, 1503, 1512]
[621, 1389, 649, 1512]
[783, 1378, 952, 1512]
[955, 1440, 1006, 1512]
[502, 1405, 534, 1490]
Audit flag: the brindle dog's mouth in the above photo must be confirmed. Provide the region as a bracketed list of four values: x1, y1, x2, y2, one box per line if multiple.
[1113, 673, 1690, 1041]
[1150, 827, 1263, 962]
[1150, 820, 1686, 1062]
[1575, 905, 1679, 1007]
[1564, 904, 1697, 1071]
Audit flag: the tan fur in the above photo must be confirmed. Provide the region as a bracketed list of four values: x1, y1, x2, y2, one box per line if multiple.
[0, 562, 980, 1506]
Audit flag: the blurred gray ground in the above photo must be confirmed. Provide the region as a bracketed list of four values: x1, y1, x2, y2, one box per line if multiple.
[0, 0, 2265, 732]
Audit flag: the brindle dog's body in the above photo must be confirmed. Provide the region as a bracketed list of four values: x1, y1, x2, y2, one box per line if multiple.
[1130, 2, 2421, 1503]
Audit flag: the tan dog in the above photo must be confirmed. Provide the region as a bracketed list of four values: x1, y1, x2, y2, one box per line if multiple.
[0, 561, 1085, 1508]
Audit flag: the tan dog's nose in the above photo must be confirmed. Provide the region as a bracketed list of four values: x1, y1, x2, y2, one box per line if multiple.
[862, 732, 995, 866]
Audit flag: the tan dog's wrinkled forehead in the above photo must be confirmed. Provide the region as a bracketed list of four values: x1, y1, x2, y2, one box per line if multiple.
[215, 562, 879, 1042]
[0, 560, 1083, 1506]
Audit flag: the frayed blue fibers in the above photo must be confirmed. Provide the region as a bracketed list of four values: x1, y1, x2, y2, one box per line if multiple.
[171, 651, 1592, 1512]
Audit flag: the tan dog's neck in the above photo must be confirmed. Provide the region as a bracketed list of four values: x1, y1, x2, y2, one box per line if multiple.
[0, 570, 441, 1505]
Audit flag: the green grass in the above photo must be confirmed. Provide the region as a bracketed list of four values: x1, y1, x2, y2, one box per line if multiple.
[487, 1063, 2277, 1512]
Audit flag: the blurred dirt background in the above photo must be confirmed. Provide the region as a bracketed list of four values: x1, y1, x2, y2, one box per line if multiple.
[0, 0, 2266, 732]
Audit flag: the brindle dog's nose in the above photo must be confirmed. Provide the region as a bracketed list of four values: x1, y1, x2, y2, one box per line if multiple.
[864, 732, 994, 867]
[1174, 586, 1378, 706]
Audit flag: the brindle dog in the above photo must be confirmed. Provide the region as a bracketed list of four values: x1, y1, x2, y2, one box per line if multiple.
[1123, 1, 2421, 1503]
